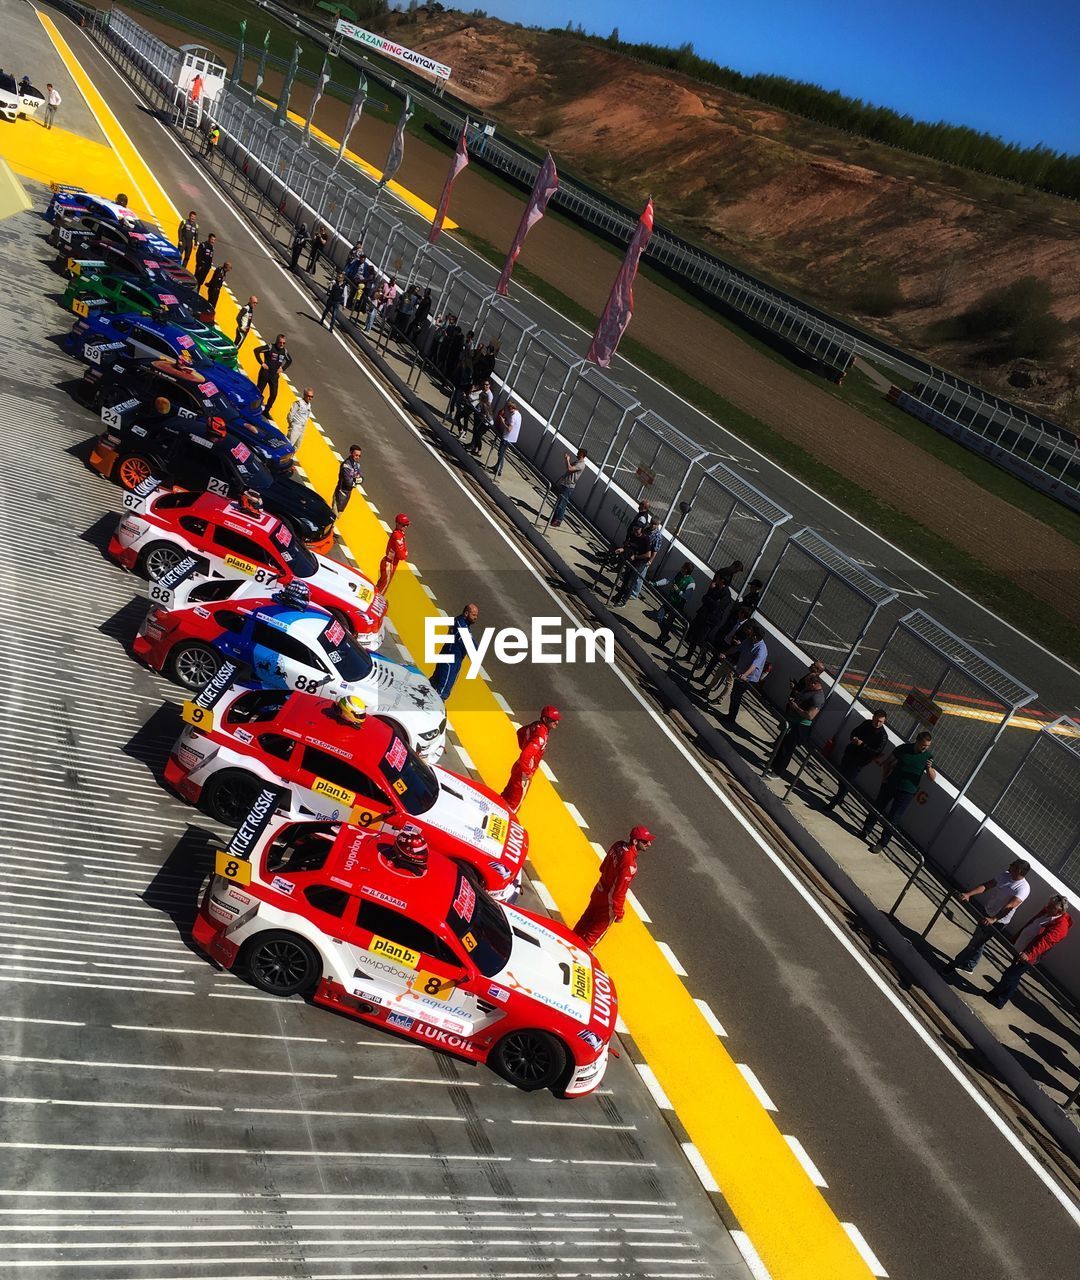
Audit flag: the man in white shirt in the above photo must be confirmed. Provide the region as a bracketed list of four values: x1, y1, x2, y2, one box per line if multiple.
[44, 84, 61, 130]
[943, 858, 1030, 975]
[493, 400, 521, 479]
[286, 387, 315, 449]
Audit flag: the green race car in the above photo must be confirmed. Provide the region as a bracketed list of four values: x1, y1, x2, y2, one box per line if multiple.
[62, 270, 238, 369]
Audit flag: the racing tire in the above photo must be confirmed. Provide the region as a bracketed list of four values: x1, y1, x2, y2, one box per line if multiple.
[489, 1029, 569, 1093]
[203, 768, 264, 826]
[168, 641, 222, 692]
[243, 931, 321, 997]
[141, 541, 187, 582]
[116, 452, 157, 492]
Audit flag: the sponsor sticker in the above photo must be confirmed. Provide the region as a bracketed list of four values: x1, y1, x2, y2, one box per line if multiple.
[233, 727, 253, 744]
[452, 876, 476, 923]
[361, 886, 408, 910]
[486, 814, 508, 845]
[274, 524, 293, 547]
[312, 776, 354, 806]
[386, 1012, 414, 1031]
[230, 441, 251, 463]
[176, 333, 194, 348]
[199, 381, 219, 396]
[324, 619, 345, 646]
[157, 293, 179, 305]
[578, 1028, 603, 1053]
[570, 963, 593, 1005]
[385, 738, 408, 771]
[487, 985, 510, 1004]
[369, 935, 420, 970]
[270, 876, 295, 896]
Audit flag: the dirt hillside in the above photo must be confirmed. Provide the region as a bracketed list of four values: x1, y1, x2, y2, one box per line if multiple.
[381, 10, 1080, 423]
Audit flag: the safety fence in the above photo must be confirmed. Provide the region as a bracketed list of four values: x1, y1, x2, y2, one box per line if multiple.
[88, 10, 1079, 891]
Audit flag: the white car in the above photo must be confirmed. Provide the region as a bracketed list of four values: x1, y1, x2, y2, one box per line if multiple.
[0, 72, 44, 123]
[134, 587, 447, 762]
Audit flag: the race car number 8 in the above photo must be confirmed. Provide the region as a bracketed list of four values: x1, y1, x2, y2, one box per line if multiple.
[214, 850, 251, 885]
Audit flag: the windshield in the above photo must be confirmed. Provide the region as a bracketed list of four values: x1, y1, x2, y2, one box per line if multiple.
[265, 821, 336, 875]
[272, 523, 318, 578]
[379, 736, 439, 816]
[445, 871, 513, 977]
[320, 618, 373, 682]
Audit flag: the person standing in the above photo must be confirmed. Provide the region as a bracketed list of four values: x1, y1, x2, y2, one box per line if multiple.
[234, 295, 257, 349]
[860, 731, 937, 852]
[204, 260, 231, 311]
[766, 675, 824, 778]
[202, 122, 220, 157]
[468, 380, 495, 455]
[375, 514, 409, 596]
[501, 705, 561, 812]
[550, 448, 587, 527]
[193, 233, 216, 287]
[574, 827, 655, 949]
[290, 222, 309, 272]
[253, 333, 292, 411]
[655, 562, 696, 646]
[943, 859, 1031, 975]
[177, 211, 199, 269]
[492, 400, 522, 479]
[43, 83, 61, 129]
[430, 603, 479, 701]
[407, 286, 432, 343]
[307, 223, 328, 273]
[985, 896, 1072, 1008]
[682, 574, 733, 668]
[826, 710, 888, 810]
[320, 272, 349, 333]
[286, 387, 315, 449]
[614, 515, 662, 607]
[721, 624, 769, 724]
[364, 274, 399, 333]
[332, 445, 364, 514]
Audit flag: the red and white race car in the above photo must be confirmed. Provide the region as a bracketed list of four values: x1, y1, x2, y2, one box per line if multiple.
[165, 686, 527, 900]
[194, 813, 615, 1095]
[107, 488, 386, 647]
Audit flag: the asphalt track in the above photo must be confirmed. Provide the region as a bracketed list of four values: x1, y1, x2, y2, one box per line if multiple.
[2, 4, 1079, 1278]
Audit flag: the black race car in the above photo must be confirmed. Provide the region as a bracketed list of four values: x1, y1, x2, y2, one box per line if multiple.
[90, 411, 335, 552]
[82, 356, 295, 474]
[49, 208, 180, 264]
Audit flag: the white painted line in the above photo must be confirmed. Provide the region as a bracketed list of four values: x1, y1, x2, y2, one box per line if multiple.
[0, 1015, 84, 1028]
[730, 1229, 773, 1279]
[338, 545, 357, 563]
[532, 880, 558, 912]
[656, 942, 687, 976]
[454, 746, 476, 771]
[510, 1118, 638, 1131]
[637, 1064, 673, 1110]
[217, 1068, 337, 1079]
[564, 803, 589, 829]
[589, 840, 607, 860]
[111, 1025, 327, 1043]
[0, 1141, 509, 1161]
[736, 1064, 778, 1112]
[783, 1135, 828, 1188]
[0, 1096, 222, 1113]
[492, 692, 513, 715]
[420, 583, 438, 600]
[235, 1107, 463, 1123]
[842, 1223, 889, 1276]
[0, 1055, 211, 1074]
[538, 759, 557, 782]
[680, 1142, 719, 1193]
[693, 999, 727, 1038]
[626, 890, 652, 923]
[615, 1015, 630, 1035]
[377, 518, 392, 533]
[353, 1074, 481, 1088]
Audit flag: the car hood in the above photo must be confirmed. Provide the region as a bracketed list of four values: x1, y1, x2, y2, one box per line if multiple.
[490, 911, 596, 1026]
[364, 656, 444, 724]
[425, 769, 513, 859]
[308, 556, 378, 612]
[262, 475, 334, 537]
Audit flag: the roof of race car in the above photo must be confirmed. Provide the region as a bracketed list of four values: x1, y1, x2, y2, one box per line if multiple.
[209, 600, 335, 641]
[62, 192, 138, 222]
[229, 688, 397, 764]
[150, 488, 290, 537]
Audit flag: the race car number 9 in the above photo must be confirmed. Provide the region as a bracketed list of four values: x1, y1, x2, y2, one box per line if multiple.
[71, 299, 89, 318]
[214, 850, 251, 885]
[181, 701, 215, 732]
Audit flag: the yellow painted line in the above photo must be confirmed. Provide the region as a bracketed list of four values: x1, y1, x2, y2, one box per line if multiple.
[37, 21, 872, 1280]
[256, 95, 456, 229]
[842, 685, 1073, 736]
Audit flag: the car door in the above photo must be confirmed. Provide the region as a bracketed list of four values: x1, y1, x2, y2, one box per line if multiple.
[210, 525, 280, 586]
[343, 898, 482, 1037]
[168, 431, 219, 493]
[292, 745, 393, 825]
[249, 618, 332, 695]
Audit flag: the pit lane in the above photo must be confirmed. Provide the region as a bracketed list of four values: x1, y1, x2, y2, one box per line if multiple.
[0, 189, 746, 1278]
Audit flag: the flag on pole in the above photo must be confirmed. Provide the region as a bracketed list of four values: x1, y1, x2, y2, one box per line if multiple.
[252, 29, 270, 103]
[496, 151, 558, 296]
[586, 198, 655, 368]
[231, 18, 246, 87]
[334, 74, 368, 166]
[378, 94, 412, 189]
[275, 42, 303, 127]
[428, 128, 469, 244]
[304, 54, 331, 141]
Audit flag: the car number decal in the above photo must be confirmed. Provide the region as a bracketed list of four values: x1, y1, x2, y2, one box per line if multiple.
[214, 850, 251, 885]
[101, 398, 140, 429]
[71, 298, 89, 317]
[368, 935, 420, 969]
[181, 701, 215, 732]
[207, 477, 230, 497]
[413, 971, 455, 1000]
[311, 776, 354, 806]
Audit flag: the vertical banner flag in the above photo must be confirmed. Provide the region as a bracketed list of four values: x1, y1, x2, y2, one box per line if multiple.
[231, 18, 246, 87]
[334, 74, 368, 166]
[496, 151, 558, 296]
[586, 198, 655, 367]
[428, 128, 469, 244]
[275, 43, 303, 127]
[377, 94, 412, 189]
[304, 54, 331, 141]
[252, 29, 270, 103]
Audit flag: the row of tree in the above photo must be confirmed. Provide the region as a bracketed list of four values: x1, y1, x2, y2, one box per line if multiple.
[553, 27, 1079, 199]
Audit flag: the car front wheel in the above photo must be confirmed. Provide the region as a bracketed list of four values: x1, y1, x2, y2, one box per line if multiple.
[490, 1029, 569, 1093]
[244, 931, 320, 997]
[169, 641, 221, 692]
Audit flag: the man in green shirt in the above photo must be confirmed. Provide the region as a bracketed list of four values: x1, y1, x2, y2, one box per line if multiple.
[861, 731, 937, 852]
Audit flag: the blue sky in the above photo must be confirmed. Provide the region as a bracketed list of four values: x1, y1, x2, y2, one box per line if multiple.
[468, 0, 1079, 154]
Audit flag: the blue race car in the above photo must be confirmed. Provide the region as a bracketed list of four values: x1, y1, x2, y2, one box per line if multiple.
[67, 312, 241, 374]
[47, 186, 141, 228]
